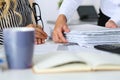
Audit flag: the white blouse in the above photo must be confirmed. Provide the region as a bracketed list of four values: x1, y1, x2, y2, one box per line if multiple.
[59, 0, 120, 25]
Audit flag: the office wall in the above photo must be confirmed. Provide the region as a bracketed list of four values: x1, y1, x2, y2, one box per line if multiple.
[35, 0, 59, 21]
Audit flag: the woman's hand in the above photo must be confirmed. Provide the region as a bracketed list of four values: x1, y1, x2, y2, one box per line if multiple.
[52, 14, 70, 43]
[27, 24, 48, 44]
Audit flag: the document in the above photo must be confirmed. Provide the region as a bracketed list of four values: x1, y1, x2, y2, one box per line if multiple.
[65, 24, 120, 46]
[32, 50, 120, 73]
[34, 41, 80, 55]
[34, 43, 59, 55]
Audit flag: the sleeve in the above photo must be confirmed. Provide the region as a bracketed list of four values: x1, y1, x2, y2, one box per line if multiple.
[109, 0, 120, 26]
[109, 0, 120, 5]
[58, 0, 83, 21]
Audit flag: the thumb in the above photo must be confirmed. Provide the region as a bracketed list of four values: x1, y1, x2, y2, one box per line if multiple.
[63, 25, 70, 33]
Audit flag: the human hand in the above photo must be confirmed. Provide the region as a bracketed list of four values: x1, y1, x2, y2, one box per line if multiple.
[52, 14, 70, 43]
[27, 24, 48, 44]
[105, 20, 118, 28]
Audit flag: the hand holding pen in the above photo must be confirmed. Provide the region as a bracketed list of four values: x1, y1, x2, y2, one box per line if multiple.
[27, 2, 48, 44]
[27, 24, 47, 44]
[32, 3, 48, 44]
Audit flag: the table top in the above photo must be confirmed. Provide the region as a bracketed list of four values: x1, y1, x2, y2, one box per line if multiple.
[1, 49, 120, 80]
[1, 43, 120, 80]
[1, 69, 120, 80]
[1, 25, 120, 80]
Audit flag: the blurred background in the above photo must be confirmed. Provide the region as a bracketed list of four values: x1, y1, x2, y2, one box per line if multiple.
[35, 0, 100, 21]
[34, 0, 100, 36]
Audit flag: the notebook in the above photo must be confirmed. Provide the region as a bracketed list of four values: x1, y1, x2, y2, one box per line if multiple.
[77, 5, 98, 22]
[33, 50, 120, 74]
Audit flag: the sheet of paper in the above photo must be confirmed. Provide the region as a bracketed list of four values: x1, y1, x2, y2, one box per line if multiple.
[34, 51, 86, 69]
[34, 43, 59, 55]
[34, 41, 83, 55]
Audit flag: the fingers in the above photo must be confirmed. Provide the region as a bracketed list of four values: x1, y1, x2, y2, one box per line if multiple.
[34, 27, 47, 44]
[105, 20, 118, 28]
[35, 27, 47, 39]
[52, 25, 69, 43]
[63, 25, 70, 32]
[52, 30, 65, 43]
[35, 38, 45, 44]
[52, 14, 70, 43]
[26, 24, 48, 44]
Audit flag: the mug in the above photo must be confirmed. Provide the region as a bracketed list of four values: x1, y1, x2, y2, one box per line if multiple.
[3, 27, 35, 69]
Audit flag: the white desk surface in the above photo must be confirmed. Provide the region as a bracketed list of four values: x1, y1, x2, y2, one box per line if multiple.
[1, 69, 120, 80]
[1, 22, 120, 80]
[0, 40, 120, 80]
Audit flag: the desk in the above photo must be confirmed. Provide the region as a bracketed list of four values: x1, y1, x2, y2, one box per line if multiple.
[0, 40, 120, 80]
[1, 68, 120, 80]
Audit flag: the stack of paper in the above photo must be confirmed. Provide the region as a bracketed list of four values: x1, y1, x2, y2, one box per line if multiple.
[65, 24, 120, 46]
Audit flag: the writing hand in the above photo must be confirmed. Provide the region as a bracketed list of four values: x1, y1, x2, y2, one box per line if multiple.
[27, 24, 48, 44]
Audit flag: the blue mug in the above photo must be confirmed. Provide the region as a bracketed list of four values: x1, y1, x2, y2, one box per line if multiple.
[3, 27, 35, 69]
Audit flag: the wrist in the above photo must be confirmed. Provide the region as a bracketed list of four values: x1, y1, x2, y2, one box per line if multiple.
[58, 14, 67, 22]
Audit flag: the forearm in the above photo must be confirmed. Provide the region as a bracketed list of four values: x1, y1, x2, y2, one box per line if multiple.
[110, 12, 120, 26]
[109, 0, 120, 26]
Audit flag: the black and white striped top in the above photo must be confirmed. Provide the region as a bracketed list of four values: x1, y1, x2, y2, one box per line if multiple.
[0, 0, 33, 44]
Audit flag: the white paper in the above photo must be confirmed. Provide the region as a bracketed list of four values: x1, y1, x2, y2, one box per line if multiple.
[34, 43, 59, 55]
[65, 24, 120, 46]
[34, 41, 81, 55]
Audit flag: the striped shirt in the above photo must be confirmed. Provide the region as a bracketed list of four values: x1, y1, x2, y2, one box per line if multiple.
[0, 0, 33, 44]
